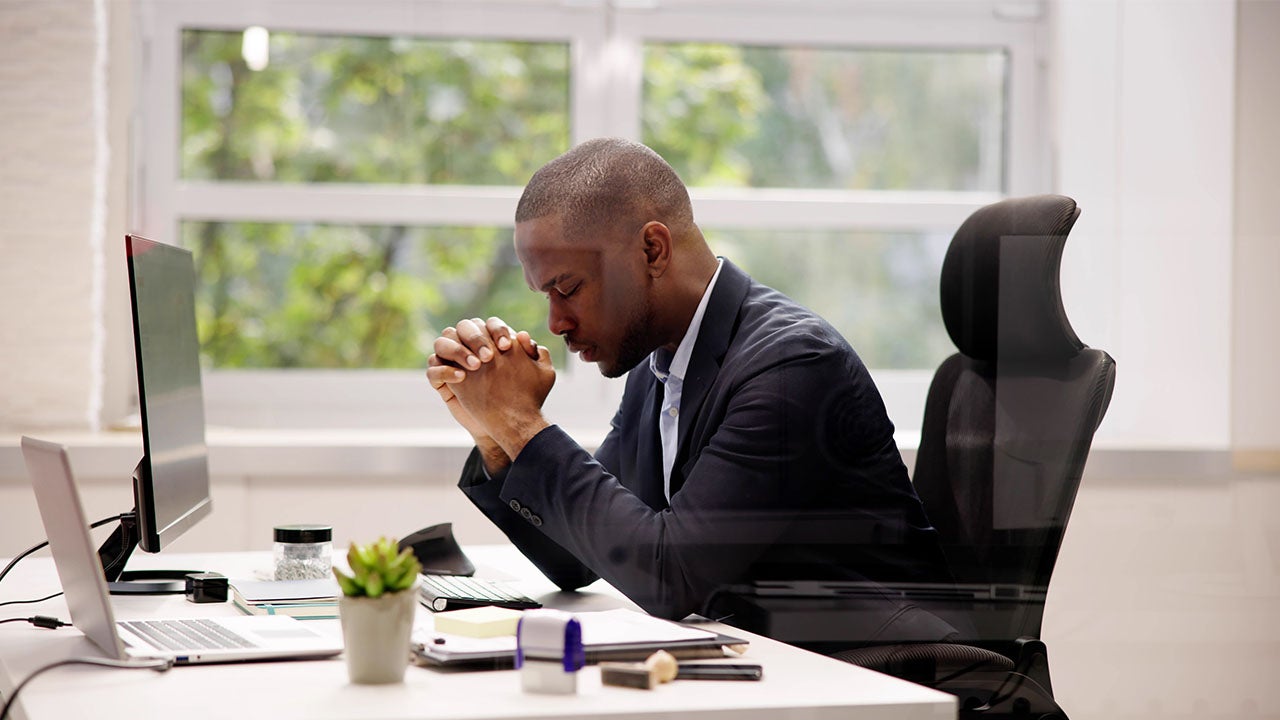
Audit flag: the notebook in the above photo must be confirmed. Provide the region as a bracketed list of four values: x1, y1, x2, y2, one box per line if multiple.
[22, 437, 344, 664]
[230, 578, 340, 620]
[412, 607, 747, 668]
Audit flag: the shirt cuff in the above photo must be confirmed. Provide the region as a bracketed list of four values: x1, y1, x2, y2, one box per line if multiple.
[458, 446, 509, 489]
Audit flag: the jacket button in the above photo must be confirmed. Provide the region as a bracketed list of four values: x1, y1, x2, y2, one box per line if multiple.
[530, 515, 543, 527]
[520, 507, 532, 520]
[509, 499, 521, 512]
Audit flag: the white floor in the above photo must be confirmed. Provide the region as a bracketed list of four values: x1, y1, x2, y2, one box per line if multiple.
[1044, 467, 1280, 719]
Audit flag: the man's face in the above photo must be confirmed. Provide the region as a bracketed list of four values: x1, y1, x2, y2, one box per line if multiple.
[515, 215, 658, 378]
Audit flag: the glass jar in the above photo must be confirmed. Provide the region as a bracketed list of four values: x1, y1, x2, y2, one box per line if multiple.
[273, 524, 333, 581]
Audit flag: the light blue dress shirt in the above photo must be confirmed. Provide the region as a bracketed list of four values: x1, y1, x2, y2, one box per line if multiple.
[649, 258, 724, 502]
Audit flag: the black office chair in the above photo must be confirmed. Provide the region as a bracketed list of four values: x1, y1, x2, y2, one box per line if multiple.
[833, 195, 1116, 720]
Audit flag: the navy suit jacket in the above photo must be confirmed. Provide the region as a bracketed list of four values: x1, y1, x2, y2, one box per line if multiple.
[460, 260, 948, 620]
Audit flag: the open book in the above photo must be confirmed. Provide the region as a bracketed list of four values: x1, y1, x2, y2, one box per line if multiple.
[411, 608, 747, 668]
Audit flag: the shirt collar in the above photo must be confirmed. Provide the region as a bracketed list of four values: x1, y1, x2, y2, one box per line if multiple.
[650, 258, 724, 384]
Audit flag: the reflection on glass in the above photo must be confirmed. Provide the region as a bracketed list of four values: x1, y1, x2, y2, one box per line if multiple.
[182, 30, 570, 184]
[706, 229, 952, 369]
[182, 222, 557, 369]
[644, 43, 1006, 192]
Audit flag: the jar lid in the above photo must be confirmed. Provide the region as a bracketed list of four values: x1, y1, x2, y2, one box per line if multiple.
[274, 524, 332, 544]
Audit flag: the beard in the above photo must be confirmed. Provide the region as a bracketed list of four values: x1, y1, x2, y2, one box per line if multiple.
[598, 295, 658, 379]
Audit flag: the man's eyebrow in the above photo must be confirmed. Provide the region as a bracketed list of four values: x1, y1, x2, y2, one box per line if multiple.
[537, 273, 575, 293]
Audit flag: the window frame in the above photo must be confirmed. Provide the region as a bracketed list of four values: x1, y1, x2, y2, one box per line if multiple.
[132, 0, 1048, 433]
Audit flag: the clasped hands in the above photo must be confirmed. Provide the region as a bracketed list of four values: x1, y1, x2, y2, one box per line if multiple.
[427, 317, 555, 471]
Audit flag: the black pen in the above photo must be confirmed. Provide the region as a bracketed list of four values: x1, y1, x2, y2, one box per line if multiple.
[674, 663, 763, 681]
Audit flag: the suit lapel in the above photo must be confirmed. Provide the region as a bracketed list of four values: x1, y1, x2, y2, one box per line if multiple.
[667, 260, 752, 496]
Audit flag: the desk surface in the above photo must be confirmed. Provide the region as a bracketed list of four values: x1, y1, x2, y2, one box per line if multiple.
[0, 547, 954, 720]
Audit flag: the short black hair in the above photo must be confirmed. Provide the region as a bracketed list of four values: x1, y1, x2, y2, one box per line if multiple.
[515, 138, 693, 240]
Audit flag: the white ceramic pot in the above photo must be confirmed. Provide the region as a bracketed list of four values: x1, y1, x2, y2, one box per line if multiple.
[338, 583, 418, 684]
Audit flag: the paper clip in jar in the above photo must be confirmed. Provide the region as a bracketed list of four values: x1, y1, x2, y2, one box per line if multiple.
[516, 609, 585, 694]
[273, 524, 333, 581]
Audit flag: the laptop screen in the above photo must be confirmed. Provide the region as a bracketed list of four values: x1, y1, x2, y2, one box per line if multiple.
[21, 436, 129, 659]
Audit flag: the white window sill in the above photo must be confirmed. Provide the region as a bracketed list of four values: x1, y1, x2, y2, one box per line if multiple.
[0, 428, 1241, 483]
[0, 426, 607, 482]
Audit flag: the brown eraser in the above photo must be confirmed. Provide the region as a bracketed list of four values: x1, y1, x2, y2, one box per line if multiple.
[600, 662, 657, 690]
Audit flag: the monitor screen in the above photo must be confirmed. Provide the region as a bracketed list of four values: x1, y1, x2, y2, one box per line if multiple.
[125, 234, 212, 552]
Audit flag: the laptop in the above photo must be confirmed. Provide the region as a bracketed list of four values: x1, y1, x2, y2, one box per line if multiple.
[22, 437, 345, 664]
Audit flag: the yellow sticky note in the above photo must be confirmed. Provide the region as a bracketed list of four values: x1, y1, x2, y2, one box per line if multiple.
[432, 606, 524, 638]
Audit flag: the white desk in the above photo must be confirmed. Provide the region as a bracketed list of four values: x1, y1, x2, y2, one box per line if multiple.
[0, 547, 955, 720]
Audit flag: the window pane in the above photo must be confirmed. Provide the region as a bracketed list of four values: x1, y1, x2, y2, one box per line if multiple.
[707, 230, 953, 369]
[183, 222, 559, 369]
[182, 30, 570, 184]
[644, 44, 1006, 192]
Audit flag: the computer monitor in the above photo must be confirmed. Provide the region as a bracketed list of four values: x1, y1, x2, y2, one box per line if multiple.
[94, 234, 213, 593]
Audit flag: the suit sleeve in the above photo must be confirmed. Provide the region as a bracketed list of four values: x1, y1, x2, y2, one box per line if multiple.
[495, 345, 865, 620]
[455, 400, 633, 592]
[457, 449, 601, 591]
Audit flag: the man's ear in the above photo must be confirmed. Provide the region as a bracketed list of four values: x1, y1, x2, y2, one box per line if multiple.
[640, 221, 672, 278]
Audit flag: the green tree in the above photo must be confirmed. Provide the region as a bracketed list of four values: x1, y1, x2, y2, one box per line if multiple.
[183, 31, 571, 368]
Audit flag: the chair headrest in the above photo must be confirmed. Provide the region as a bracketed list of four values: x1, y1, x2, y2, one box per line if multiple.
[940, 195, 1084, 363]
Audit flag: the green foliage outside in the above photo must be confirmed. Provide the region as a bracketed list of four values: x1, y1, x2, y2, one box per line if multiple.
[183, 221, 552, 368]
[183, 31, 1002, 371]
[642, 43, 1001, 366]
[643, 44, 1004, 191]
[183, 31, 568, 368]
[706, 229, 954, 368]
[183, 32, 568, 184]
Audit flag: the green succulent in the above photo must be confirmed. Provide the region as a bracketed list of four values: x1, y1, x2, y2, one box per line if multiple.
[332, 537, 422, 598]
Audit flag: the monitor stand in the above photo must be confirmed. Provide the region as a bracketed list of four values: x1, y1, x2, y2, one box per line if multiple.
[96, 488, 202, 595]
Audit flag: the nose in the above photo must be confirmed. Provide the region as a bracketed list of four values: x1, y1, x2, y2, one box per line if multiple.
[547, 297, 575, 337]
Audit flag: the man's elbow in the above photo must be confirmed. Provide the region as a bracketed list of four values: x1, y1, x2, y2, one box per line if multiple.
[546, 566, 599, 592]
[632, 591, 701, 622]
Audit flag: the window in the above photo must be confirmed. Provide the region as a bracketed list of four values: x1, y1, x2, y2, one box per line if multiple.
[184, 221, 559, 368]
[642, 41, 1007, 369]
[705, 228, 953, 369]
[181, 29, 570, 370]
[182, 32, 570, 187]
[135, 0, 1047, 431]
[644, 44, 1007, 193]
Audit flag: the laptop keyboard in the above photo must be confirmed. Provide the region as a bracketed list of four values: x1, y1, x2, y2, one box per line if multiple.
[418, 574, 542, 612]
[120, 618, 259, 652]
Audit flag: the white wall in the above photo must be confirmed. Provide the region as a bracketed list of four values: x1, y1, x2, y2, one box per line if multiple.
[1055, 0, 1237, 450]
[0, 0, 105, 431]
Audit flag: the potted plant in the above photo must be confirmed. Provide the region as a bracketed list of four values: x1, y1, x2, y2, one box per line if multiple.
[333, 537, 422, 684]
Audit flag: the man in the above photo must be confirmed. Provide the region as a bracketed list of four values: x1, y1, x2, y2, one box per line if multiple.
[427, 138, 950, 633]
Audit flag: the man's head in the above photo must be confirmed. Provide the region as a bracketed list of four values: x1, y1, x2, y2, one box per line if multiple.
[514, 138, 714, 378]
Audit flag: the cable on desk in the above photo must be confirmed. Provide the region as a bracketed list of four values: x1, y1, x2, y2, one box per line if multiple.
[0, 592, 64, 609]
[0, 513, 128, 586]
[0, 656, 173, 720]
[0, 616, 70, 629]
